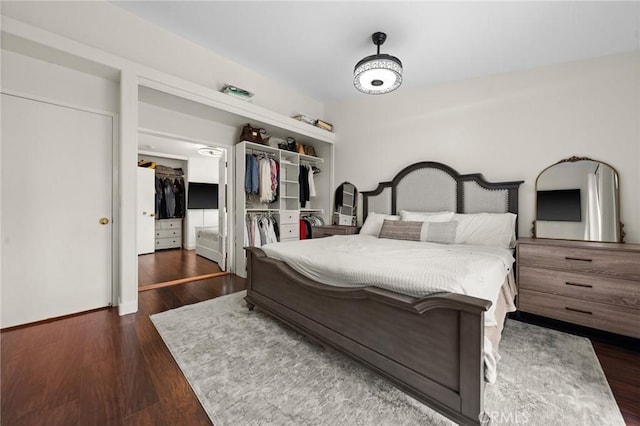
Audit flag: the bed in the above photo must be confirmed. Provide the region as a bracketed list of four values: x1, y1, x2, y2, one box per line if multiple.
[245, 161, 523, 425]
[195, 226, 221, 265]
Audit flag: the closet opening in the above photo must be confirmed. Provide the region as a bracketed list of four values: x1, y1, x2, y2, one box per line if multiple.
[136, 131, 230, 291]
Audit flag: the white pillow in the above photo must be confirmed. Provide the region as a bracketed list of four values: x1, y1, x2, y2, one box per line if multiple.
[453, 213, 517, 248]
[360, 213, 400, 236]
[399, 210, 454, 223]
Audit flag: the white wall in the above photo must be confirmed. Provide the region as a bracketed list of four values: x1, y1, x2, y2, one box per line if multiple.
[326, 52, 640, 243]
[2, 1, 323, 119]
[2, 49, 119, 113]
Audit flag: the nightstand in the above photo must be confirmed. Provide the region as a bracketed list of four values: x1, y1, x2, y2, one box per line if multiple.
[311, 225, 360, 239]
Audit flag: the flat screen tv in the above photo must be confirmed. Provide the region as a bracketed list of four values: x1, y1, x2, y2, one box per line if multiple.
[187, 182, 218, 209]
[536, 189, 581, 222]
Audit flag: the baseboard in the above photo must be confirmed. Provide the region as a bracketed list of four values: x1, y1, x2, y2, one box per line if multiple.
[118, 297, 138, 316]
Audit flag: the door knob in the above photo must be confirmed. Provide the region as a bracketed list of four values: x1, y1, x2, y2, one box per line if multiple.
[99, 217, 110, 225]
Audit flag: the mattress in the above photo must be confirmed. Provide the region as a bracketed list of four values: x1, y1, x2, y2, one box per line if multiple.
[261, 235, 514, 327]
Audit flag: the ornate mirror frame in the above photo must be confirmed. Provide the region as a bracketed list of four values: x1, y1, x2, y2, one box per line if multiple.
[532, 156, 624, 242]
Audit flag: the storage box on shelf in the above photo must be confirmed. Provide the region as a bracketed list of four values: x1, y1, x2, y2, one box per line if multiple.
[516, 238, 640, 338]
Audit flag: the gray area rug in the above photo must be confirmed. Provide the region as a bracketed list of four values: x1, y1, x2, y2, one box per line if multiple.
[151, 291, 624, 426]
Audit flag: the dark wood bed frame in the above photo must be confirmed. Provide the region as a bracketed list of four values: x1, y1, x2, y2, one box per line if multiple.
[245, 162, 523, 425]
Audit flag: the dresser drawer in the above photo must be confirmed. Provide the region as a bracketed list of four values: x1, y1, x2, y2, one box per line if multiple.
[155, 237, 181, 249]
[155, 229, 181, 238]
[519, 266, 640, 309]
[519, 289, 640, 338]
[279, 223, 299, 240]
[156, 219, 182, 230]
[279, 211, 299, 224]
[518, 244, 640, 280]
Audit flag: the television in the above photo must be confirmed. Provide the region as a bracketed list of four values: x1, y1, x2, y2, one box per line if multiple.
[187, 182, 218, 209]
[536, 189, 581, 222]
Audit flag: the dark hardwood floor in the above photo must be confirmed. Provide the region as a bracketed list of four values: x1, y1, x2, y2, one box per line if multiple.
[138, 249, 222, 288]
[2, 275, 244, 426]
[2, 274, 639, 425]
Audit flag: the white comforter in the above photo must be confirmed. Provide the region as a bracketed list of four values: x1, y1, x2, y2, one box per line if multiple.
[261, 235, 514, 327]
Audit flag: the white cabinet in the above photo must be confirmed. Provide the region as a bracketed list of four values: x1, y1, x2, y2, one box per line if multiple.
[155, 218, 183, 249]
[235, 141, 329, 277]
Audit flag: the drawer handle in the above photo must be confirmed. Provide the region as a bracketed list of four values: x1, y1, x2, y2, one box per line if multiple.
[565, 282, 593, 289]
[565, 307, 592, 315]
[565, 257, 592, 262]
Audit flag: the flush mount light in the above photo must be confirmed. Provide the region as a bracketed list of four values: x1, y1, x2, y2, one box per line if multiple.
[353, 32, 403, 95]
[198, 147, 223, 157]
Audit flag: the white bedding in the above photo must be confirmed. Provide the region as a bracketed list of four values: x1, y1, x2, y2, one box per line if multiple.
[260, 235, 514, 327]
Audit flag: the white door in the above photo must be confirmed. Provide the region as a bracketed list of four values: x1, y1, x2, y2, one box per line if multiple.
[1, 94, 113, 328]
[137, 166, 156, 254]
[217, 150, 228, 271]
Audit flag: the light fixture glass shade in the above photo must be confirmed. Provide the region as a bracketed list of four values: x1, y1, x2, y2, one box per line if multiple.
[353, 54, 403, 95]
[198, 147, 223, 157]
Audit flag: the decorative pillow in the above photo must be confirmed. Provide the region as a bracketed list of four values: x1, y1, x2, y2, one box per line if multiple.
[399, 210, 455, 223]
[422, 221, 458, 244]
[360, 213, 400, 237]
[379, 220, 423, 241]
[453, 213, 517, 248]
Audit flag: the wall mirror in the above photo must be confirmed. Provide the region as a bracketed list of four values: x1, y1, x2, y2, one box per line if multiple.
[534, 156, 622, 242]
[334, 182, 358, 226]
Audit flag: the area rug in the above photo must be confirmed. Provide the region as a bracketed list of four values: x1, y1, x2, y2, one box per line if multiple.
[150, 291, 624, 426]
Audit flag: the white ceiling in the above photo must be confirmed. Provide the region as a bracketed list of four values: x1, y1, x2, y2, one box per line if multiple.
[113, 1, 640, 103]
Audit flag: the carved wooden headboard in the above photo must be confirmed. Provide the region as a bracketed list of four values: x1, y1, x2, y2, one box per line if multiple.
[361, 161, 524, 233]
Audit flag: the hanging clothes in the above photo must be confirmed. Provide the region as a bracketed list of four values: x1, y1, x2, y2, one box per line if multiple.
[173, 178, 185, 218]
[307, 164, 317, 198]
[299, 164, 310, 208]
[154, 166, 185, 219]
[245, 154, 259, 194]
[245, 213, 279, 246]
[258, 157, 273, 203]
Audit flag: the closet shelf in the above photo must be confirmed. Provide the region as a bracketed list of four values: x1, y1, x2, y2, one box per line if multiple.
[281, 160, 298, 166]
[246, 208, 280, 212]
[281, 196, 298, 199]
[300, 154, 324, 164]
[301, 208, 324, 213]
[282, 179, 298, 184]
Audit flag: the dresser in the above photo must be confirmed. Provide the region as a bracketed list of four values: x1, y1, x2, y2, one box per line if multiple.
[155, 218, 183, 250]
[311, 225, 360, 239]
[516, 238, 640, 338]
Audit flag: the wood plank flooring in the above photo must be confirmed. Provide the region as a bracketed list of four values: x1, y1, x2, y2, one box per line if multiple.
[2, 275, 244, 426]
[2, 275, 639, 425]
[138, 249, 222, 288]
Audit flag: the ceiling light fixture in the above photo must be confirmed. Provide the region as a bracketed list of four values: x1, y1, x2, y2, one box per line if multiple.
[198, 147, 223, 157]
[353, 32, 403, 95]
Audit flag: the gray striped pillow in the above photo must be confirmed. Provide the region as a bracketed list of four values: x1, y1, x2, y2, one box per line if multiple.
[378, 220, 423, 241]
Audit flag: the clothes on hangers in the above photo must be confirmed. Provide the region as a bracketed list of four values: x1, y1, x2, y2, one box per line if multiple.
[245, 152, 279, 204]
[299, 164, 309, 208]
[299, 214, 325, 240]
[155, 174, 185, 219]
[299, 163, 320, 207]
[245, 213, 280, 247]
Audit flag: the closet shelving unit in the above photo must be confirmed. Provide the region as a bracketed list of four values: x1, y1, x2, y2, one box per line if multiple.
[235, 141, 329, 277]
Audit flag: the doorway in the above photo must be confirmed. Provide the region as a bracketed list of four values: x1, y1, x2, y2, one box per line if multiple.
[136, 131, 230, 290]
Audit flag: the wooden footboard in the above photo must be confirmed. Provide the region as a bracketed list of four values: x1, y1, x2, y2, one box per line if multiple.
[245, 247, 490, 426]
